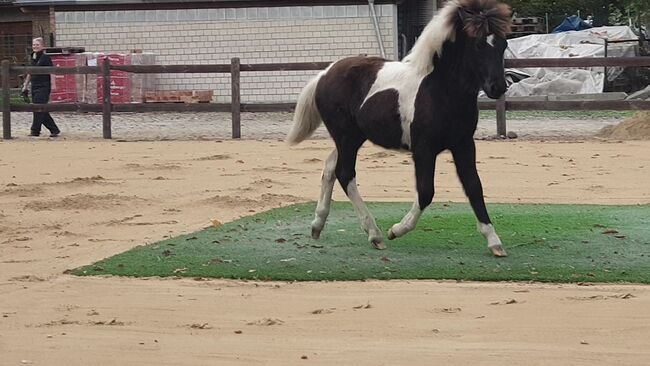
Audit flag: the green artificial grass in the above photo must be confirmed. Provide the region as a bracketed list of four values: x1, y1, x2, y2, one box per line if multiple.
[73, 202, 650, 283]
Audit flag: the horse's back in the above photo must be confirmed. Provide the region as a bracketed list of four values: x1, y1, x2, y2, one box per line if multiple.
[315, 56, 386, 117]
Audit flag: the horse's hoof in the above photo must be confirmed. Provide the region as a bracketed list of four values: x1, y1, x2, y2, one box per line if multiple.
[372, 240, 386, 250]
[490, 245, 507, 257]
[387, 230, 396, 240]
[311, 228, 321, 240]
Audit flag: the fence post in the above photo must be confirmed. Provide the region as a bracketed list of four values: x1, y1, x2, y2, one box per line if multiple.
[496, 95, 506, 137]
[230, 57, 241, 139]
[102, 57, 112, 139]
[1, 60, 11, 140]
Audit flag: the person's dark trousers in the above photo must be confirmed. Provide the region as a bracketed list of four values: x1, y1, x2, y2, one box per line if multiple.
[30, 86, 60, 136]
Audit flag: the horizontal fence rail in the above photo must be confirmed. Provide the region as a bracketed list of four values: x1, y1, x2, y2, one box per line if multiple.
[1, 57, 650, 140]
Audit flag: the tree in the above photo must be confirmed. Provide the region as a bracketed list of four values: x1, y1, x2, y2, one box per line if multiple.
[503, 0, 608, 27]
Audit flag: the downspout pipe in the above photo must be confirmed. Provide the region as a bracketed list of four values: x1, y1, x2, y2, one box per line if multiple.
[368, 0, 387, 58]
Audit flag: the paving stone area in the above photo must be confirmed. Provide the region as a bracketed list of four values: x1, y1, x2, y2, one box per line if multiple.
[5, 111, 623, 141]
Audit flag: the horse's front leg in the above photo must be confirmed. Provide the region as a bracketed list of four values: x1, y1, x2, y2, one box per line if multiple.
[451, 139, 507, 257]
[388, 149, 435, 240]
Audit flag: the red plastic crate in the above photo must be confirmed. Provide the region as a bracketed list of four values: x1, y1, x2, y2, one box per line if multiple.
[97, 76, 131, 104]
[50, 91, 76, 103]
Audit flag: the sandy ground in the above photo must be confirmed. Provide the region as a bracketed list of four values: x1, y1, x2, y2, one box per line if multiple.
[1, 136, 650, 365]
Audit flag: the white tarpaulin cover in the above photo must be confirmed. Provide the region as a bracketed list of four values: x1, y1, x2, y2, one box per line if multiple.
[504, 26, 638, 96]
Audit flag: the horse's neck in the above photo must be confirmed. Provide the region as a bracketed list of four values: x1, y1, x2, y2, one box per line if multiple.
[430, 40, 481, 97]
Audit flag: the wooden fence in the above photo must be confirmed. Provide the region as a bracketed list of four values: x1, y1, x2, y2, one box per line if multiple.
[2, 57, 650, 140]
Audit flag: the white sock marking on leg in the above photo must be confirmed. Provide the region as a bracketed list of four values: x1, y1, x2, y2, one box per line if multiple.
[477, 222, 503, 248]
[391, 200, 423, 238]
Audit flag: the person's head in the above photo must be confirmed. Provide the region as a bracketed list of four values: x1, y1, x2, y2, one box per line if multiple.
[32, 38, 45, 53]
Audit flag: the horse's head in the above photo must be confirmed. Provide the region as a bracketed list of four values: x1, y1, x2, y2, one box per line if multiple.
[457, 0, 511, 99]
[476, 33, 508, 99]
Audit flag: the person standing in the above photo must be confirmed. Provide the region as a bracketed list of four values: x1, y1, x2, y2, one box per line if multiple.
[21, 37, 60, 137]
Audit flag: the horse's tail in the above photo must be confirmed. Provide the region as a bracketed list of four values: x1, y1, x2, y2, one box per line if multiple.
[286, 73, 323, 145]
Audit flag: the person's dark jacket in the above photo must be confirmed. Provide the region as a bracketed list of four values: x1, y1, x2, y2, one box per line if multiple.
[30, 51, 52, 89]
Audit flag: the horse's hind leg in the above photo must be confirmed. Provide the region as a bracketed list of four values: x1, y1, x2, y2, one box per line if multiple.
[335, 137, 385, 250]
[311, 149, 338, 239]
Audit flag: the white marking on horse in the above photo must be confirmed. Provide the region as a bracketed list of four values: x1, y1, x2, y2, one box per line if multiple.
[486, 34, 496, 47]
[389, 199, 423, 238]
[401, 1, 459, 76]
[361, 62, 425, 148]
[358, 1, 460, 148]
[311, 149, 338, 236]
[477, 222, 503, 248]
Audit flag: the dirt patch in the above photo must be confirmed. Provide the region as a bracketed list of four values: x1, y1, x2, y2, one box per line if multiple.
[597, 112, 650, 140]
[1, 139, 650, 366]
[24, 194, 145, 211]
[195, 154, 231, 161]
[0, 185, 45, 197]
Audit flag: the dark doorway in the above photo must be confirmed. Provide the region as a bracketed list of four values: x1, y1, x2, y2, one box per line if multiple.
[1, 21, 32, 87]
[397, 0, 438, 60]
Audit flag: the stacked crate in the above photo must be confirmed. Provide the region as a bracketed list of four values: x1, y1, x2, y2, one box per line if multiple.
[510, 17, 545, 37]
[84, 52, 156, 104]
[50, 53, 86, 103]
[97, 54, 132, 104]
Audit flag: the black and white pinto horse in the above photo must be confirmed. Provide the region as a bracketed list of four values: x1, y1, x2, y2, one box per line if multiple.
[287, 0, 512, 257]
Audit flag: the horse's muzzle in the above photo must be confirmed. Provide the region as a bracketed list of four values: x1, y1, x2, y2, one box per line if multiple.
[483, 81, 507, 99]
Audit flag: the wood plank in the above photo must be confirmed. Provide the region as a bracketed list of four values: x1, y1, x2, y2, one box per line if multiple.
[2, 60, 11, 139]
[111, 64, 231, 74]
[11, 103, 103, 112]
[241, 62, 331, 72]
[12, 66, 100, 75]
[102, 58, 112, 139]
[506, 100, 650, 110]
[231, 58, 241, 139]
[112, 103, 231, 112]
[505, 57, 650, 68]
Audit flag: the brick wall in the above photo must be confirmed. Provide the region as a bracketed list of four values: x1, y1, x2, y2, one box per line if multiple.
[55, 5, 397, 103]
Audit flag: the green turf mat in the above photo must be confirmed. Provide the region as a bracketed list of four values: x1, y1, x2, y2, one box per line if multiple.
[73, 202, 650, 283]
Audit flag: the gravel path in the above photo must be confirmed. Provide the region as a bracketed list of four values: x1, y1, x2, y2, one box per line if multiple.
[4, 111, 624, 141]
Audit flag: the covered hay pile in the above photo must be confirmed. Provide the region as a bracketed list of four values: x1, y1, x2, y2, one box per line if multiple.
[597, 112, 650, 140]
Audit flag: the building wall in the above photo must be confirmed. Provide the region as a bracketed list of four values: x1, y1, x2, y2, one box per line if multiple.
[54, 5, 397, 103]
[0, 7, 52, 45]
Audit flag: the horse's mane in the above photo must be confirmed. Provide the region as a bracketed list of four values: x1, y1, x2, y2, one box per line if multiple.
[402, 0, 511, 76]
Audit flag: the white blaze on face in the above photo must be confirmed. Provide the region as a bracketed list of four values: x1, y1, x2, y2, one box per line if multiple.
[360, 62, 425, 148]
[486, 34, 496, 47]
